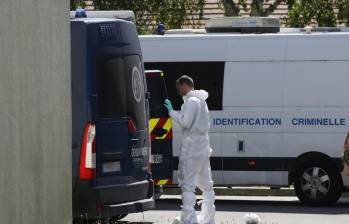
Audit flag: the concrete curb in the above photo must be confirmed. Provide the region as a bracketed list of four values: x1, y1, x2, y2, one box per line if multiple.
[163, 187, 349, 197]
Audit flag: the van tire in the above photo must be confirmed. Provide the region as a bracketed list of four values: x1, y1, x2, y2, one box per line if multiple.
[294, 159, 342, 206]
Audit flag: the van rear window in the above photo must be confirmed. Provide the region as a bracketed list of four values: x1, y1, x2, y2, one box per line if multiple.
[98, 58, 127, 118]
[144, 62, 224, 110]
[97, 56, 147, 130]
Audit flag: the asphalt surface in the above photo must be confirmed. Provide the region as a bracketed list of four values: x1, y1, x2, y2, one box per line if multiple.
[120, 195, 349, 224]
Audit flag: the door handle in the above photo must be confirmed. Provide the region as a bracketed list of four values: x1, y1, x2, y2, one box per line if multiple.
[238, 140, 245, 153]
[154, 127, 168, 137]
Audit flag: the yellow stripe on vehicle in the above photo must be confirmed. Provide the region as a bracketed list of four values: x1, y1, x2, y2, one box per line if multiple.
[149, 118, 160, 133]
[157, 118, 172, 139]
[156, 179, 168, 185]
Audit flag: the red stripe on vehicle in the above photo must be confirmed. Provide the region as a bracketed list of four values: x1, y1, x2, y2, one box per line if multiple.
[151, 118, 167, 140]
[165, 128, 173, 139]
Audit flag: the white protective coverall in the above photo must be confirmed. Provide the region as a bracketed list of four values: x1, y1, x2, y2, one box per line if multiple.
[169, 90, 215, 224]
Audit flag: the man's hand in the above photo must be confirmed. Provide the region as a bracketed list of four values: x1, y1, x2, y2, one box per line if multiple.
[164, 99, 173, 113]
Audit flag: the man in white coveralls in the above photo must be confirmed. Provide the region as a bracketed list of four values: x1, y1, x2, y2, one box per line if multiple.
[164, 75, 216, 224]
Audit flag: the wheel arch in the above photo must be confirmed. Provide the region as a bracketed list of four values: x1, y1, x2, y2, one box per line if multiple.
[288, 151, 343, 187]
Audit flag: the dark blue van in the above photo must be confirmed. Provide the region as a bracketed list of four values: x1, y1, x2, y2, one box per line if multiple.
[71, 17, 154, 221]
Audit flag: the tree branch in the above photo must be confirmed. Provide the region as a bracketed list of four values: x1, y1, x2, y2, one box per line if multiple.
[222, 0, 240, 16]
[264, 0, 284, 16]
[250, 0, 264, 16]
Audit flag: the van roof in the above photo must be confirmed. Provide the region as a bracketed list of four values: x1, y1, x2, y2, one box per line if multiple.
[141, 27, 349, 39]
[71, 18, 121, 23]
[141, 30, 349, 39]
[70, 10, 135, 21]
[139, 28, 349, 62]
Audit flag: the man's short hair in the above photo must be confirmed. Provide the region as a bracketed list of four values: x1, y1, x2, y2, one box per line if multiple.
[176, 75, 194, 88]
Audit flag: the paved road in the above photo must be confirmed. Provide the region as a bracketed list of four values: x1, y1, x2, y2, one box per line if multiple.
[120, 195, 349, 224]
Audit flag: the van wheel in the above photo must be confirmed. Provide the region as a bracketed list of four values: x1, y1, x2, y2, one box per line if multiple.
[294, 160, 342, 206]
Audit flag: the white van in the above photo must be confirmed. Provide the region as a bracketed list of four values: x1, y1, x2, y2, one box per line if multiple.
[139, 19, 349, 205]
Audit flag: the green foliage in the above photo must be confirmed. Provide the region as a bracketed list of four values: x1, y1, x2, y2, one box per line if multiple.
[73, 0, 205, 34]
[336, 0, 349, 25]
[286, 0, 296, 9]
[149, 0, 205, 30]
[252, 0, 288, 16]
[221, 0, 349, 27]
[287, 0, 349, 27]
[71, 0, 86, 10]
[287, 0, 318, 27]
[221, 0, 286, 16]
[221, 0, 247, 16]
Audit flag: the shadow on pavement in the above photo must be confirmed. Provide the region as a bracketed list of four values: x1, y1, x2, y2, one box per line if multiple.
[90, 222, 153, 224]
[116, 222, 153, 224]
[154, 197, 349, 215]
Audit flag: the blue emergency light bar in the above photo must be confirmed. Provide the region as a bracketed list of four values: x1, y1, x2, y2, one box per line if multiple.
[70, 10, 135, 21]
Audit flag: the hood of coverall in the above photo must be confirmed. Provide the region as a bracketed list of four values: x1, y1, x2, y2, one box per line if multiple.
[184, 90, 210, 136]
[185, 90, 209, 101]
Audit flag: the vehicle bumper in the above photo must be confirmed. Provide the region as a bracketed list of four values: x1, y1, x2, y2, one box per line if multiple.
[73, 179, 154, 219]
[102, 198, 155, 217]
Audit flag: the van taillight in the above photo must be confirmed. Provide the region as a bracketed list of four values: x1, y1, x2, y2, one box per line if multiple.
[79, 122, 96, 179]
[128, 118, 137, 134]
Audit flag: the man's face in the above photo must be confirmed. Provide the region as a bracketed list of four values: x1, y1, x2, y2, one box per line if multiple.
[176, 83, 191, 96]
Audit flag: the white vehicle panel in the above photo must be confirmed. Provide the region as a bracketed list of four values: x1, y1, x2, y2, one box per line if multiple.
[285, 34, 349, 61]
[219, 132, 283, 157]
[140, 33, 349, 62]
[283, 61, 349, 106]
[222, 171, 288, 186]
[223, 62, 284, 107]
[282, 133, 345, 158]
[140, 32, 349, 188]
[211, 110, 283, 133]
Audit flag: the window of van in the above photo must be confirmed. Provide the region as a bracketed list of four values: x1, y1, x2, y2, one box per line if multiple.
[97, 56, 147, 130]
[98, 58, 127, 118]
[146, 74, 168, 117]
[144, 62, 224, 110]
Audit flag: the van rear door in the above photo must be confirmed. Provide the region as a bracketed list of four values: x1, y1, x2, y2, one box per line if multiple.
[146, 70, 173, 185]
[95, 55, 150, 182]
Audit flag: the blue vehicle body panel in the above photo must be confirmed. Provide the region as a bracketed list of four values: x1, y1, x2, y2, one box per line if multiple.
[71, 18, 153, 219]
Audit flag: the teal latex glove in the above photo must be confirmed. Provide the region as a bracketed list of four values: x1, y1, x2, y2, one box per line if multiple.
[164, 99, 173, 113]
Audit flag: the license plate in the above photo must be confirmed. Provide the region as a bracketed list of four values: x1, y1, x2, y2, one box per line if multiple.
[151, 154, 163, 164]
[103, 161, 121, 173]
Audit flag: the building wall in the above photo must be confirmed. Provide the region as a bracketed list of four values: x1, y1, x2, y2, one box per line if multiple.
[0, 1, 71, 223]
[188, 0, 289, 27]
[83, 0, 289, 29]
